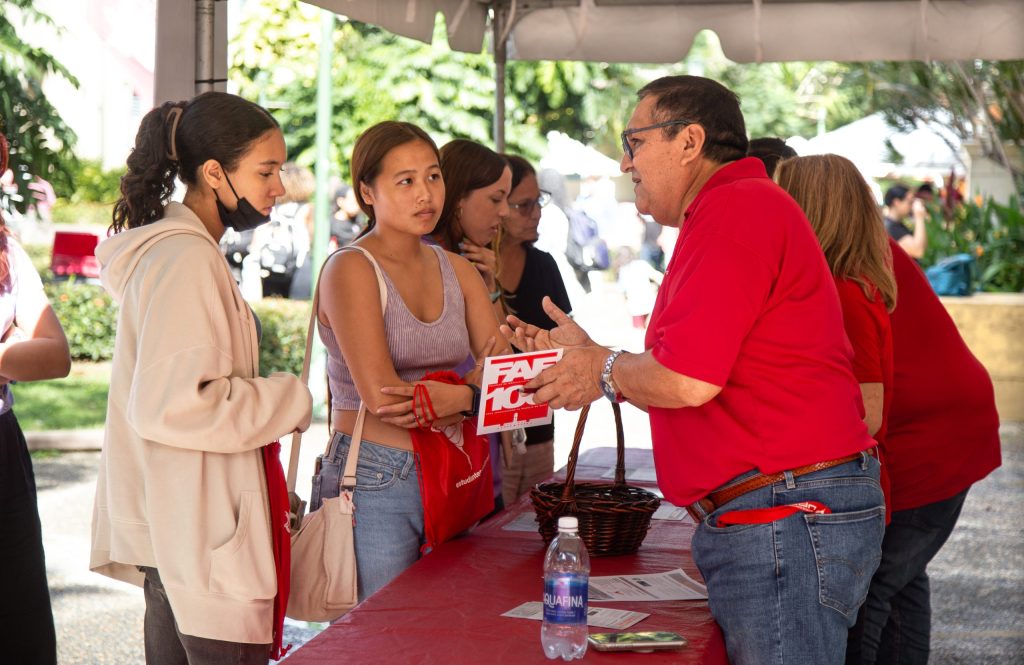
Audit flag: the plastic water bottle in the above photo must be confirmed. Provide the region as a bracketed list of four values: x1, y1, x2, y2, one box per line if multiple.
[542, 516, 590, 660]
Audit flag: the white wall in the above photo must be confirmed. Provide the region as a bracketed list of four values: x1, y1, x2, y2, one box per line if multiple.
[19, 0, 157, 171]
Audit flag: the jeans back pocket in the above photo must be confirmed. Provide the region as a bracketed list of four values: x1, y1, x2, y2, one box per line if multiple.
[805, 506, 884, 620]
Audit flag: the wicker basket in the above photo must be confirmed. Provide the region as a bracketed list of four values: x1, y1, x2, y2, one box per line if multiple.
[530, 401, 661, 557]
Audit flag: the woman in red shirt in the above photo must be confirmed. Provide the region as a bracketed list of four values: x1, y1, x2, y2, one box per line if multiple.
[776, 154, 897, 503]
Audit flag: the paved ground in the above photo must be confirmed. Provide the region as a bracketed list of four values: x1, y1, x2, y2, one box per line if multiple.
[28, 281, 1024, 663]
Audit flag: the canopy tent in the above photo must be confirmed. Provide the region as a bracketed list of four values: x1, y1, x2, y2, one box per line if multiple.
[540, 130, 623, 178]
[788, 112, 963, 182]
[309, 0, 1024, 64]
[157, 0, 1024, 148]
[295, 0, 1024, 149]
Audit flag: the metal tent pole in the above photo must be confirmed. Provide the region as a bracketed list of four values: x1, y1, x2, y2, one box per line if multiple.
[195, 0, 216, 93]
[492, 5, 507, 152]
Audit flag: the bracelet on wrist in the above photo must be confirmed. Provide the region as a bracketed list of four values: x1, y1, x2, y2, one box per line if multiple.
[489, 289, 502, 303]
[461, 383, 482, 418]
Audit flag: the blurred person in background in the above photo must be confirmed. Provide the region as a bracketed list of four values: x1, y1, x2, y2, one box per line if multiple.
[253, 161, 312, 298]
[747, 137, 796, 178]
[331, 183, 365, 249]
[497, 154, 571, 505]
[0, 131, 71, 665]
[883, 185, 928, 259]
[616, 245, 664, 329]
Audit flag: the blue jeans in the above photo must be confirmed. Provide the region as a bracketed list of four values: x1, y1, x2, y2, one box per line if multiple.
[846, 488, 969, 665]
[310, 433, 424, 601]
[692, 453, 885, 665]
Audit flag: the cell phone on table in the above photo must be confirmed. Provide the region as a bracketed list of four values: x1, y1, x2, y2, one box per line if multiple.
[587, 631, 688, 652]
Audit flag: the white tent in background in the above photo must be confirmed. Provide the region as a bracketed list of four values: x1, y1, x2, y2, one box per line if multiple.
[788, 113, 963, 186]
[540, 131, 622, 179]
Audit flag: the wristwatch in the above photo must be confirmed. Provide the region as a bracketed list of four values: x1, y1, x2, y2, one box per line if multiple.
[600, 350, 626, 403]
[461, 383, 482, 417]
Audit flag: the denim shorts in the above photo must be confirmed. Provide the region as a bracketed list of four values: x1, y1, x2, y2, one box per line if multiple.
[310, 432, 425, 602]
[691, 452, 885, 665]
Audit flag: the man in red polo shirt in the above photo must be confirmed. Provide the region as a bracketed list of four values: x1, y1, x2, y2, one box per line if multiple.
[846, 240, 1002, 665]
[504, 76, 884, 665]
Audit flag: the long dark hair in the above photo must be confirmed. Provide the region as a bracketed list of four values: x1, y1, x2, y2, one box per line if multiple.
[110, 91, 279, 233]
[503, 153, 536, 192]
[350, 121, 439, 240]
[434, 139, 508, 251]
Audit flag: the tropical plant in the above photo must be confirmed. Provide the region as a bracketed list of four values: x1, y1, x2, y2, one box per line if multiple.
[924, 196, 1024, 292]
[853, 60, 1024, 194]
[0, 0, 79, 212]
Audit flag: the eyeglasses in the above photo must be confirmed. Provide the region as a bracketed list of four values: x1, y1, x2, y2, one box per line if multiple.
[509, 190, 552, 215]
[620, 119, 695, 160]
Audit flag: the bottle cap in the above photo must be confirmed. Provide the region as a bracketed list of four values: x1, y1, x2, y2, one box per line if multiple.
[557, 516, 579, 531]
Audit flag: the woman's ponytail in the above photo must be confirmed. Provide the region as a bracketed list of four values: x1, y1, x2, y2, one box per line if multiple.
[110, 100, 184, 233]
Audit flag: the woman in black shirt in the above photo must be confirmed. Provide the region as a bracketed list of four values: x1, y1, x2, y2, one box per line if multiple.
[497, 155, 572, 505]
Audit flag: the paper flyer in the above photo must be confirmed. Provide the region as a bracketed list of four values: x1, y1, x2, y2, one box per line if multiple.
[600, 467, 659, 483]
[588, 569, 708, 602]
[502, 602, 649, 630]
[652, 503, 691, 521]
[477, 350, 563, 435]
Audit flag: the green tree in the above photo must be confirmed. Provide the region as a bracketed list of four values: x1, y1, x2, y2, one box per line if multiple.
[0, 0, 79, 212]
[853, 60, 1024, 194]
[687, 32, 871, 140]
[230, 0, 642, 179]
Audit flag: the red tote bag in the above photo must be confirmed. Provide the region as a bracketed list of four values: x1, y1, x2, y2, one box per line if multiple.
[409, 371, 494, 551]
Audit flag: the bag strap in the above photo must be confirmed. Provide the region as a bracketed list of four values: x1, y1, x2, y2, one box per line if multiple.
[286, 245, 388, 493]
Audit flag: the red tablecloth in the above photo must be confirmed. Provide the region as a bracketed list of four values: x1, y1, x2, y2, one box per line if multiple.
[284, 447, 727, 664]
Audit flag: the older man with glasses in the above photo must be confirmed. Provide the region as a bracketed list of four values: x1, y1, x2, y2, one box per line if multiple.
[503, 75, 885, 665]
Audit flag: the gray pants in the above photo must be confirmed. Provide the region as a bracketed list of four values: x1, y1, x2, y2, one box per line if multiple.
[142, 567, 270, 665]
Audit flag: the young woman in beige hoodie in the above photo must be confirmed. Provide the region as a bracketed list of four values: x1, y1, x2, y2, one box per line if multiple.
[91, 92, 312, 664]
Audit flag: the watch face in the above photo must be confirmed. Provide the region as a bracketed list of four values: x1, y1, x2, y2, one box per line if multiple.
[600, 373, 617, 401]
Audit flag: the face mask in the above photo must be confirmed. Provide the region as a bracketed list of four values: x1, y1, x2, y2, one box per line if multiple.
[214, 172, 271, 232]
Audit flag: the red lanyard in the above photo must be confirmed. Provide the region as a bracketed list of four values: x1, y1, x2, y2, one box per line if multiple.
[716, 501, 831, 527]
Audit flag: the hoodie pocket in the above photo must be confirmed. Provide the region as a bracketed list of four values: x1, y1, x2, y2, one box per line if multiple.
[209, 491, 276, 600]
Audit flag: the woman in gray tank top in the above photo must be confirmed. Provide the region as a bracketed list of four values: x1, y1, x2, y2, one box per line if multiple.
[313, 121, 511, 601]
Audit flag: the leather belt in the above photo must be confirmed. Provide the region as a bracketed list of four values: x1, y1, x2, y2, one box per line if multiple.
[685, 448, 877, 523]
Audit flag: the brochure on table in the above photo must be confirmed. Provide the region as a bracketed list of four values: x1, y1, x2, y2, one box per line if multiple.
[589, 569, 708, 602]
[502, 602, 649, 630]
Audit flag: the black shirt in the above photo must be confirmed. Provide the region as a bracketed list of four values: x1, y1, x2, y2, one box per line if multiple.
[885, 216, 911, 242]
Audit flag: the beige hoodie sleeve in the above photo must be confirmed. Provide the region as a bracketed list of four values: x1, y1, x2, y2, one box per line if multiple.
[124, 235, 312, 453]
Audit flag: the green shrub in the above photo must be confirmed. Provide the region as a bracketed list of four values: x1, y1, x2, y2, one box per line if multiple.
[42, 275, 310, 371]
[51, 200, 113, 228]
[924, 196, 1024, 292]
[45, 279, 117, 361]
[252, 297, 310, 377]
[22, 242, 52, 278]
[68, 159, 123, 204]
